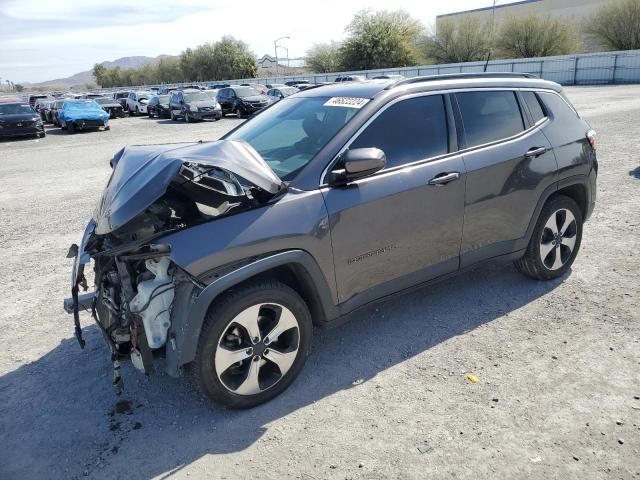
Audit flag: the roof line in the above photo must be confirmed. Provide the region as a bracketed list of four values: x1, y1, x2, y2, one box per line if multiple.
[436, 0, 543, 19]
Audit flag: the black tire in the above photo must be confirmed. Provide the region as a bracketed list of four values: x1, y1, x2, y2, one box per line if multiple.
[192, 280, 313, 409]
[514, 195, 583, 280]
[67, 123, 75, 134]
[148, 109, 154, 118]
[39, 131, 46, 138]
[170, 110, 176, 121]
[184, 112, 190, 123]
[235, 106, 245, 119]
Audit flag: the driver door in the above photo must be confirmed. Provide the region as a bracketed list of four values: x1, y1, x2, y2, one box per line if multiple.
[322, 94, 466, 304]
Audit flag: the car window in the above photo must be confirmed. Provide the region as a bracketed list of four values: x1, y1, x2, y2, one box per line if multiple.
[538, 91, 579, 122]
[226, 97, 360, 180]
[521, 91, 546, 124]
[350, 95, 449, 169]
[455, 91, 524, 148]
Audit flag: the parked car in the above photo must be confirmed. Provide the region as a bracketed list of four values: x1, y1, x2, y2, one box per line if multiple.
[147, 94, 171, 118]
[371, 74, 405, 81]
[158, 87, 178, 95]
[82, 93, 104, 99]
[169, 90, 222, 122]
[285, 80, 308, 86]
[126, 91, 151, 116]
[94, 97, 125, 118]
[266, 86, 299, 103]
[65, 73, 597, 409]
[209, 83, 230, 89]
[112, 91, 131, 110]
[217, 86, 270, 118]
[334, 75, 367, 82]
[28, 94, 49, 107]
[57, 100, 110, 134]
[50, 99, 67, 126]
[265, 83, 286, 89]
[241, 83, 268, 94]
[34, 97, 53, 121]
[43, 100, 56, 123]
[0, 102, 45, 139]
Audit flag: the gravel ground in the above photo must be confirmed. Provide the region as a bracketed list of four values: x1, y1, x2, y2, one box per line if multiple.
[1, 86, 639, 480]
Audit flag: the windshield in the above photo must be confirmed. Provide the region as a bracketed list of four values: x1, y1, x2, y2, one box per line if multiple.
[226, 97, 360, 180]
[204, 90, 218, 99]
[0, 104, 34, 115]
[64, 101, 102, 110]
[234, 87, 260, 97]
[281, 87, 298, 97]
[184, 92, 210, 102]
[94, 98, 113, 105]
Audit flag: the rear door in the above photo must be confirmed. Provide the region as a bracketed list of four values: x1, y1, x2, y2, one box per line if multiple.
[322, 94, 466, 305]
[453, 89, 558, 266]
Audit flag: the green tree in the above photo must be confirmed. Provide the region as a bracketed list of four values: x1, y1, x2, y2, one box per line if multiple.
[424, 18, 491, 63]
[179, 36, 257, 82]
[14, 84, 24, 92]
[588, 0, 640, 50]
[92, 63, 108, 86]
[305, 41, 342, 73]
[339, 9, 425, 70]
[497, 15, 578, 58]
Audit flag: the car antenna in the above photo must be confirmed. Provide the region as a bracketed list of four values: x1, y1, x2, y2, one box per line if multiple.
[484, 0, 497, 72]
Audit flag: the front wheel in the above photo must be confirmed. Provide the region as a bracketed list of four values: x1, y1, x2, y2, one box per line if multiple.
[67, 123, 75, 134]
[192, 280, 312, 409]
[184, 112, 191, 123]
[515, 195, 583, 280]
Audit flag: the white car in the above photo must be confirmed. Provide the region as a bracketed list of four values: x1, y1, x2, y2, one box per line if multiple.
[126, 91, 151, 116]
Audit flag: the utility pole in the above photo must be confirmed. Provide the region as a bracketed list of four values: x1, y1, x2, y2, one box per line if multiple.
[274, 36, 290, 77]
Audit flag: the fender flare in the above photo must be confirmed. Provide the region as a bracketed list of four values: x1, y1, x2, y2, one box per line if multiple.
[166, 250, 338, 375]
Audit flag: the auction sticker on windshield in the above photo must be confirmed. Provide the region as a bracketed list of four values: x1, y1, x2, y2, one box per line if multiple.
[324, 97, 370, 108]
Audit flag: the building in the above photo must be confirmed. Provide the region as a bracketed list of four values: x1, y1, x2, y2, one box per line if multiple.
[436, 0, 609, 51]
[257, 55, 306, 74]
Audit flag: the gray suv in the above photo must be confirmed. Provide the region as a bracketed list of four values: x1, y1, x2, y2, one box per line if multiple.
[65, 73, 597, 408]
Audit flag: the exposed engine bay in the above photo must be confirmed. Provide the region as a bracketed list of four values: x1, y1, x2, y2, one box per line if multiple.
[65, 140, 284, 388]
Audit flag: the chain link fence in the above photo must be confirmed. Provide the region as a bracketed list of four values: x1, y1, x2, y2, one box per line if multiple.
[127, 49, 640, 91]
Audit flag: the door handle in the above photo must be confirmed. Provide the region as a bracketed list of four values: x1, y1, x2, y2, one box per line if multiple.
[525, 146, 547, 158]
[428, 172, 460, 186]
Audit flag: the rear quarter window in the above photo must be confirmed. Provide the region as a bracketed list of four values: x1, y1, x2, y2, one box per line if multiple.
[456, 91, 524, 148]
[538, 91, 579, 123]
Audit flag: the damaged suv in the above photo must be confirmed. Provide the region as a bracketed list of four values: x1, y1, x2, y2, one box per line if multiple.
[66, 73, 597, 408]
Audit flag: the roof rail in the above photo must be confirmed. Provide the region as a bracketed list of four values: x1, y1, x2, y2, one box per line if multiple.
[386, 72, 539, 90]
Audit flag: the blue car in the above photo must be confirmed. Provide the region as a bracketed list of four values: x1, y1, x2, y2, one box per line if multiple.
[58, 100, 110, 134]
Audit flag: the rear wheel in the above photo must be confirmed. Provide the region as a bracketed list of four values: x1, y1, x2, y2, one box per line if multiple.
[67, 123, 75, 134]
[193, 280, 312, 409]
[515, 195, 583, 280]
[170, 110, 176, 121]
[184, 112, 191, 123]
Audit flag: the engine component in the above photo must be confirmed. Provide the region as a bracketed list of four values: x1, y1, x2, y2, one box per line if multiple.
[129, 257, 175, 349]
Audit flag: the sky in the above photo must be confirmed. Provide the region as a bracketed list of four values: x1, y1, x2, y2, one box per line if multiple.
[0, 0, 515, 83]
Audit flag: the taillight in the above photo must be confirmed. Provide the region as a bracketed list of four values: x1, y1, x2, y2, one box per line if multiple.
[586, 129, 597, 150]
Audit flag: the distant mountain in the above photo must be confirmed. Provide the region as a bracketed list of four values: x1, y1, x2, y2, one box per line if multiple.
[23, 55, 174, 87]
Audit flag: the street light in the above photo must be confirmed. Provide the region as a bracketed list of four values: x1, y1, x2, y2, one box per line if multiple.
[274, 36, 290, 76]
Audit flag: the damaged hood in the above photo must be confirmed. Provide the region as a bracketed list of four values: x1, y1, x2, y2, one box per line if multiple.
[94, 140, 283, 235]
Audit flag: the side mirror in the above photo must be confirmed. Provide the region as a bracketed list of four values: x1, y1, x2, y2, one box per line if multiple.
[328, 148, 386, 185]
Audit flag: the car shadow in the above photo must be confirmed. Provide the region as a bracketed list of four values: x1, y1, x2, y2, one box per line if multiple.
[629, 166, 640, 179]
[0, 261, 563, 479]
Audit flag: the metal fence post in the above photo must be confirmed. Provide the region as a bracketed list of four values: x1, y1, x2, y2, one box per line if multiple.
[612, 54, 619, 84]
[572, 57, 578, 85]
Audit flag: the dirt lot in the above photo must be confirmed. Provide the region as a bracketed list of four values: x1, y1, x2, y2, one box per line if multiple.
[1, 86, 639, 480]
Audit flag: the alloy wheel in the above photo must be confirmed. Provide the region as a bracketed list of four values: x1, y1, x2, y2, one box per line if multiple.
[215, 303, 300, 396]
[540, 208, 577, 270]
